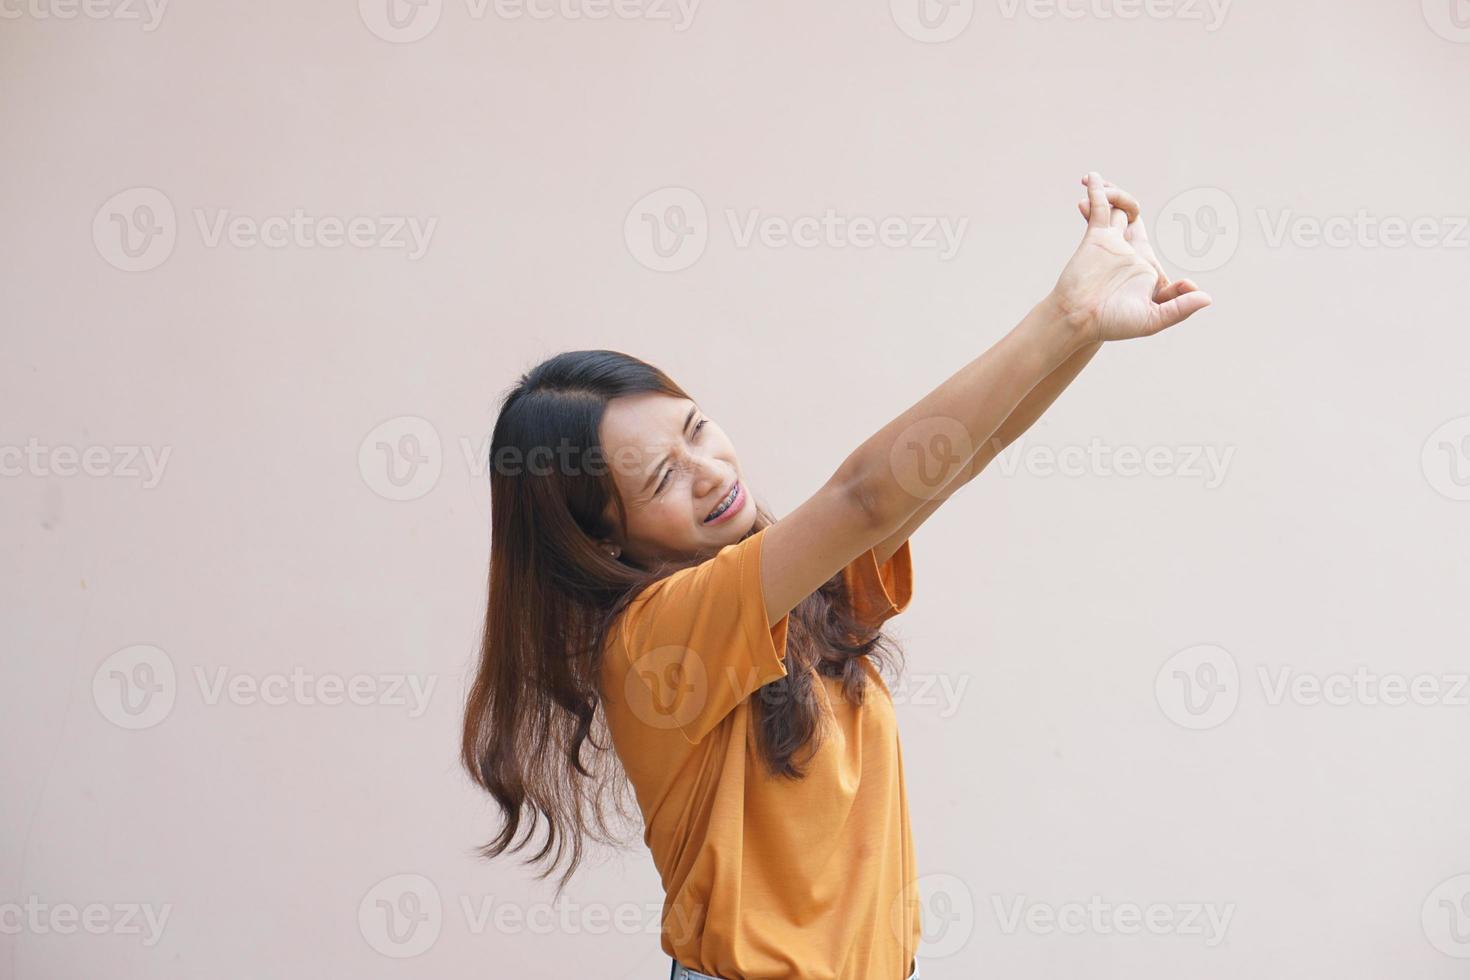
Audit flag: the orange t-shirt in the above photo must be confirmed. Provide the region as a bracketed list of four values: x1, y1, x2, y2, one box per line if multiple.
[600, 526, 920, 980]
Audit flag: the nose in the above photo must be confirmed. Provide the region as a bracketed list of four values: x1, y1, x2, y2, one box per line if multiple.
[691, 456, 725, 498]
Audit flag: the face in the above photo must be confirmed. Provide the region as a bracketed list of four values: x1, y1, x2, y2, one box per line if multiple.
[597, 392, 756, 566]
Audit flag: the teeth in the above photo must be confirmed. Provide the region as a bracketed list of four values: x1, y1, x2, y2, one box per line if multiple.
[707, 482, 738, 522]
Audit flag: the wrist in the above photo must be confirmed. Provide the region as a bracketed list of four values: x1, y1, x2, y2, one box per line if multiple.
[1027, 292, 1097, 358]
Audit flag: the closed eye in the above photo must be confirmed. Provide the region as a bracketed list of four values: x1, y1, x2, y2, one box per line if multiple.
[655, 418, 709, 495]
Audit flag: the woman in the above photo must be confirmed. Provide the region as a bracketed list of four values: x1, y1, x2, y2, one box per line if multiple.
[462, 174, 1212, 979]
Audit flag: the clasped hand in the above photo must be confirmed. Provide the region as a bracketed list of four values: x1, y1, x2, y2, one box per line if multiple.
[1049, 172, 1214, 344]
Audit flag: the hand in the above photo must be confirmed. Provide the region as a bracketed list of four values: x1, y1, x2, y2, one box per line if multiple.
[1048, 172, 1213, 344]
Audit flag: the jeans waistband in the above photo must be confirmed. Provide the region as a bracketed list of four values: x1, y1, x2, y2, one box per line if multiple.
[670, 959, 920, 979]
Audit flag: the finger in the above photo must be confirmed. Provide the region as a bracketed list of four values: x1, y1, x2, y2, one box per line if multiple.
[1085, 172, 1111, 229]
[1103, 187, 1141, 224]
[1110, 205, 1129, 232]
[1077, 187, 1142, 225]
[1150, 290, 1213, 333]
[1154, 278, 1197, 303]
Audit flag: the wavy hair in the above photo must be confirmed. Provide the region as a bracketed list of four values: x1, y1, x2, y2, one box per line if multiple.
[460, 349, 905, 894]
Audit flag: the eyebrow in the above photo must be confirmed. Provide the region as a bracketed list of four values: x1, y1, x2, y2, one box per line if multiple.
[640, 405, 699, 495]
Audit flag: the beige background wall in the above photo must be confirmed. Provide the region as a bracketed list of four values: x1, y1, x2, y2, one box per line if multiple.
[4, 0, 1470, 976]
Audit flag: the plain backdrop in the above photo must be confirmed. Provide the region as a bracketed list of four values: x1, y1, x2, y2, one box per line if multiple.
[4, 0, 1470, 977]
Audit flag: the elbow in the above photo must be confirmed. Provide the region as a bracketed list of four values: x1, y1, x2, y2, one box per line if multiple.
[833, 464, 906, 537]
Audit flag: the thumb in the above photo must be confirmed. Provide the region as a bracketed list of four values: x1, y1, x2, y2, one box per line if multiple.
[1150, 290, 1214, 333]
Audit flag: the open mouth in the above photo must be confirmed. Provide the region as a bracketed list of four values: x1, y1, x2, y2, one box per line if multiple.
[703, 480, 745, 525]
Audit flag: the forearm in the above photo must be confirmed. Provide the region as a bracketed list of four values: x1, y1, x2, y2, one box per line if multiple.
[838, 295, 1086, 536]
[868, 338, 1103, 565]
[974, 338, 1103, 471]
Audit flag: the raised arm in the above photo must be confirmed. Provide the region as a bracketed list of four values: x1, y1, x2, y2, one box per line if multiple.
[867, 179, 1204, 566]
[756, 173, 1214, 626]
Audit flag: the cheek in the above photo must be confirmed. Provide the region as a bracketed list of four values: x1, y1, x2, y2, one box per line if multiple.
[638, 497, 690, 540]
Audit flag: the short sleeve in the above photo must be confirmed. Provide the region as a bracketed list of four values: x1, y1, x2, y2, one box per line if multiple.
[841, 538, 914, 630]
[614, 526, 789, 744]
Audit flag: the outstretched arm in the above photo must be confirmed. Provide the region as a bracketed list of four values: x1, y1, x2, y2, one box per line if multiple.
[757, 173, 1213, 626]
[868, 178, 1203, 565]
[868, 337, 1102, 566]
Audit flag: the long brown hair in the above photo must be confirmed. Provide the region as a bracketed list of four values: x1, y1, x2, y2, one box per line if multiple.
[460, 349, 905, 893]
